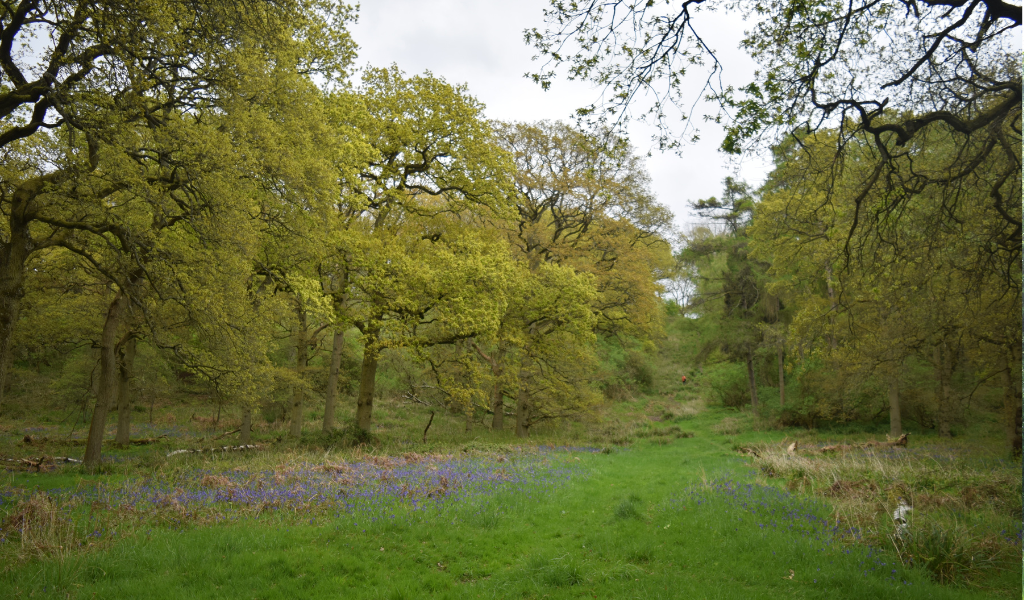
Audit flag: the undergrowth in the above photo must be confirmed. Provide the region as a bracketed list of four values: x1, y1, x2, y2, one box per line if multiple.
[748, 441, 1022, 586]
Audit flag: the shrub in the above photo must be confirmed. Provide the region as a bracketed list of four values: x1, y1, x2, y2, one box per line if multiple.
[624, 351, 654, 393]
[896, 523, 1008, 585]
[614, 495, 644, 520]
[702, 362, 748, 407]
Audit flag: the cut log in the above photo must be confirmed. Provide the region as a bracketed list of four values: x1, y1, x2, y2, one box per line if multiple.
[0, 455, 81, 471]
[66, 435, 168, 446]
[166, 444, 261, 458]
[820, 433, 908, 454]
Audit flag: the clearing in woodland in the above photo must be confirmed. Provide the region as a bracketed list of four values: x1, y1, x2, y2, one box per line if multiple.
[0, 318, 1019, 599]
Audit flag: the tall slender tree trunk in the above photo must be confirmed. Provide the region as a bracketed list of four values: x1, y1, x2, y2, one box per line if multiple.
[935, 343, 954, 437]
[777, 344, 785, 408]
[490, 377, 504, 432]
[1001, 350, 1021, 458]
[824, 265, 838, 350]
[888, 374, 902, 438]
[83, 291, 128, 468]
[323, 330, 345, 432]
[114, 337, 136, 446]
[471, 341, 505, 432]
[240, 408, 252, 445]
[355, 328, 379, 432]
[0, 225, 32, 413]
[515, 387, 529, 438]
[515, 360, 529, 438]
[745, 351, 759, 414]
[289, 309, 309, 438]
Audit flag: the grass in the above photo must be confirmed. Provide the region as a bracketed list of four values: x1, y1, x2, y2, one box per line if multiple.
[747, 440, 1022, 587]
[1, 420, 1019, 599]
[0, 318, 1020, 598]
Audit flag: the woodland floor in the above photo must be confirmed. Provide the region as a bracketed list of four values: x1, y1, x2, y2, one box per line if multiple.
[0, 321, 1020, 598]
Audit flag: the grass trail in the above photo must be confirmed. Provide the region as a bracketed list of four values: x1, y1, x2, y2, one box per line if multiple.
[3, 429, 1014, 599]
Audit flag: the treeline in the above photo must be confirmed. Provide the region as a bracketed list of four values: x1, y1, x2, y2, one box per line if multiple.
[0, 1, 673, 466]
[679, 124, 1021, 456]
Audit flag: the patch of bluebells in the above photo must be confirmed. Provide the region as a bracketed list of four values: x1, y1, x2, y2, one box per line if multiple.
[0, 450, 585, 543]
[670, 478, 849, 540]
[668, 478, 918, 587]
[998, 527, 1023, 547]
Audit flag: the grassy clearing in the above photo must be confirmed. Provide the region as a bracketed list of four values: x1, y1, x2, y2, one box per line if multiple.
[0, 317, 1020, 598]
[1, 408, 1020, 598]
[0, 434, 1011, 597]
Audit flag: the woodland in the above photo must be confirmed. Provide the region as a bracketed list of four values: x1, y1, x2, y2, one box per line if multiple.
[0, 1, 1021, 597]
[0, 0, 1018, 466]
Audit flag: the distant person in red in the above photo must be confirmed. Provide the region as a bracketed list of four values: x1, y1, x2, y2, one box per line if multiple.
[681, 375, 687, 384]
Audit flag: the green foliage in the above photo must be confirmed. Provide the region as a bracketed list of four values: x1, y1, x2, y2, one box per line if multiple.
[897, 524, 1009, 585]
[613, 494, 644, 520]
[623, 350, 654, 393]
[703, 362, 748, 408]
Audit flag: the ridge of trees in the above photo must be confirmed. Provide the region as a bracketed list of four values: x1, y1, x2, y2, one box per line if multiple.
[0, 5, 674, 466]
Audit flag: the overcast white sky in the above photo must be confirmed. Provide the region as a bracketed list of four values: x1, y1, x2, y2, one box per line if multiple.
[348, 1, 772, 232]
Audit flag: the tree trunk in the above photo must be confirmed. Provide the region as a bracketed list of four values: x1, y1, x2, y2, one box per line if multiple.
[515, 358, 530, 438]
[490, 378, 504, 432]
[323, 330, 344, 432]
[745, 351, 759, 414]
[355, 329, 379, 432]
[824, 265, 838, 350]
[464, 405, 473, 432]
[471, 341, 505, 432]
[114, 337, 136, 446]
[1001, 351, 1021, 458]
[83, 291, 128, 468]
[777, 344, 785, 408]
[515, 387, 529, 438]
[240, 407, 252, 445]
[289, 309, 309, 438]
[0, 225, 31, 413]
[935, 343, 954, 437]
[937, 344, 950, 436]
[888, 374, 902, 438]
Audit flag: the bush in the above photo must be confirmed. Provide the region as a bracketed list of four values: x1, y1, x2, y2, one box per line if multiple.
[703, 362, 748, 407]
[624, 351, 654, 393]
[896, 523, 1008, 585]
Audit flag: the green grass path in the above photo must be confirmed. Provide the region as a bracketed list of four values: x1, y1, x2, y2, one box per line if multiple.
[6, 431, 1012, 599]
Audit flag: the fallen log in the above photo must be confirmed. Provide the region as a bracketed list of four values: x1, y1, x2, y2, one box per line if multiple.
[0, 455, 82, 472]
[211, 428, 241, 442]
[819, 433, 908, 454]
[65, 435, 169, 446]
[130, 435, 169, 445]
[166, 444, 261, 458]
[737, 446, 761, 458]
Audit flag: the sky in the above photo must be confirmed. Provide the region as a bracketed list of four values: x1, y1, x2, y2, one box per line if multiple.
[348, 1, 773, 233]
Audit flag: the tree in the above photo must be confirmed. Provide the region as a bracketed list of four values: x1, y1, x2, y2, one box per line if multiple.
[751, 128, 1021, 446]
[0, 0, 357, 412]
[16, 11, 357, 464]
[526, 1, 1021, 271]
[482, 121, 672, 435]
[321, 67, 516, 433]
[680, 177, 777, 415]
